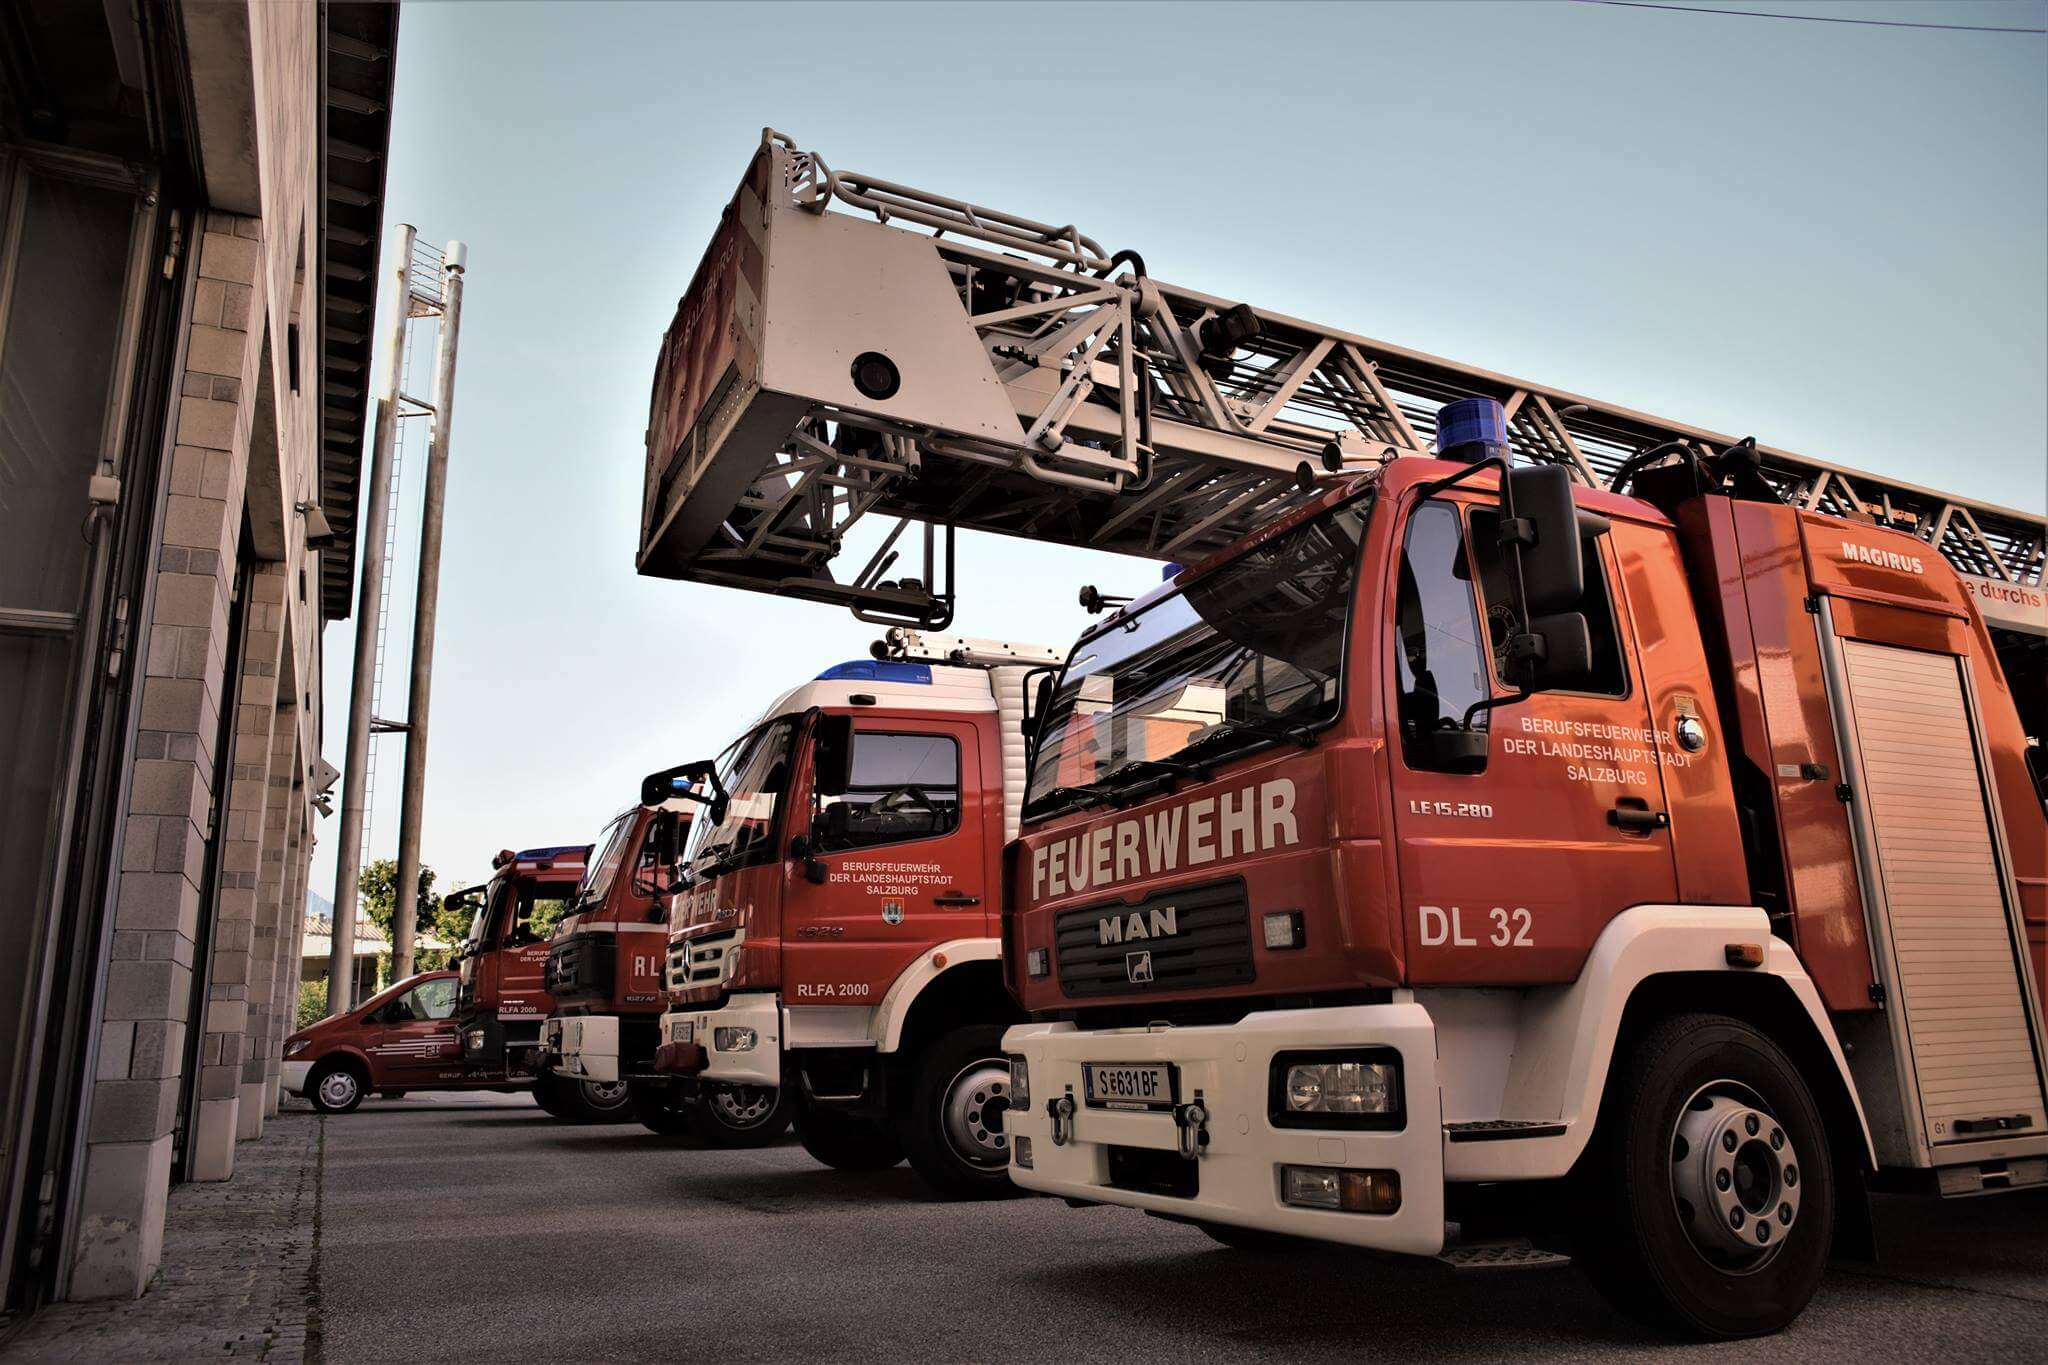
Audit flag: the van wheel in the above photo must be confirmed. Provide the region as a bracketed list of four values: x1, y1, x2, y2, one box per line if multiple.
[628, 1080, 698, 1137]
[797, 1107, 903, 1171]
[691, 1084, 792, 1147]
[309, 1060, 367, 1114]
[1578, 1013, 1833, 1339]
[899, 1025, 1024, 1200]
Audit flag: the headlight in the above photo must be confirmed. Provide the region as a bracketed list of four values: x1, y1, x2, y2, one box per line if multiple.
[1268, 1051, 1402, 1130]
[284, 1039, 308, 1058]
[713, 1026, 756, 1052]
[1008, 1055, 1030, 1112]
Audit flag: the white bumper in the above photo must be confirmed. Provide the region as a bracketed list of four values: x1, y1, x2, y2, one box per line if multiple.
[661, 991, 782, 1086]
[544, 1015, 620, 1083]
[1003, 1003, 1445, 1255]
[281, 1059, 312, 1096]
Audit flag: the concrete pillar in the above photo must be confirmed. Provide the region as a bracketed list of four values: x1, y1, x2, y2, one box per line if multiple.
[239, 688, 297, 1141]
[70, 213, 264, 1297]
[264, 800, 306, 1117]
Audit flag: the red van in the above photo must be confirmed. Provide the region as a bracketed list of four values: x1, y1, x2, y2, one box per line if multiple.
[280, 970, 505, 1113]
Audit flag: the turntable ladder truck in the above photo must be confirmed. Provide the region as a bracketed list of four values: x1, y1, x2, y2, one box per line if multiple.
[636, 131, 2047, 1336]
[645, 630, 1065, 1195]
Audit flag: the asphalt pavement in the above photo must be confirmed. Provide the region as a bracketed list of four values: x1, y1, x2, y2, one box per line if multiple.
[312, 1092, 2048, 1364]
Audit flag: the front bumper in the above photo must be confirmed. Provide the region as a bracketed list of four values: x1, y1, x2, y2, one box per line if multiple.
[656, 992, 781, 1086]
[281, 1059, 312, 1096]
[1003, 1003, 1444, 1255]
[544, 1015, 619, 1083]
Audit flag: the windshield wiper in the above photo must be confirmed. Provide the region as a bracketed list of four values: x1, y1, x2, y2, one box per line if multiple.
[1175, 716, 1318, 767]
[1091, 757, 1209, 805]
[1023, 784, 1118, 820]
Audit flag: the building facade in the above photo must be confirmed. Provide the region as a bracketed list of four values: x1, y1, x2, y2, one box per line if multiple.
[0, 1, 396, 1308]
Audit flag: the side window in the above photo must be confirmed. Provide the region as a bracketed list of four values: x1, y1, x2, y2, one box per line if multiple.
[508, 881, 574, 945]
[817, 732, 961, 852]
[1468, 508, 1627, 696]
[413, 978, 456, 1020]
[1393, 503, 1490, 770]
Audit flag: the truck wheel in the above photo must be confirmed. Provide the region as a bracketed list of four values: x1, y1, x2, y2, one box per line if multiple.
[1579, 1012, 1834, 1339]
[531, 1069, 575, 1120]
[690, 1084, 792, 1147]
[628, 1081, 698, 1137]
[899, 1025, 1023, 1200]
[797, 1108, 904, 1171]
[571, 1078, 634, 1123]
[309, 1060, 368, 1115]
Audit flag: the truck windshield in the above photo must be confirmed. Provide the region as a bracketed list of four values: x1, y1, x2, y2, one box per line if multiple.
[575, 810, 638, 909]
[1024, 493, 1371, 821]
[681, 717, 797, 881]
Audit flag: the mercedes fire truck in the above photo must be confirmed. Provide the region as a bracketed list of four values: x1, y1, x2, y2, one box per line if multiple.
[447, 845, 597, 1111]
[635, 131, 2047, 1336]
[642, 631, 1062, 1194]
[541, 798, 697, 1132]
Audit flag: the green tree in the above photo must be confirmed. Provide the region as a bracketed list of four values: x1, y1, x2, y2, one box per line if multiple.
[297, 977, 328, 1029]
[357, 859, 447, 980]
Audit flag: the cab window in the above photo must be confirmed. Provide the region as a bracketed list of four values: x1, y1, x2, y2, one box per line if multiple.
[1468, 508, 1628, 696]
[505, 879, 575, 946]
[817, 732, 961, 852]
[392, 977, 455, 1022]
[1393, 502, 1490, 770]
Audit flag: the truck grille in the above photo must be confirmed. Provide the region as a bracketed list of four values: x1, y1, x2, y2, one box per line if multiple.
[1054, 879, 1253, 998]
[667, 928, 742, 993]
[544, 934, 613, 997]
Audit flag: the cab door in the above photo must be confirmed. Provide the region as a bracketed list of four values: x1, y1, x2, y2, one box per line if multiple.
[497, 878, 572, 1025]
[371, 977, 465, 1087]
[1387, 494, 1678, 985]
[783, 716, 989, 1003]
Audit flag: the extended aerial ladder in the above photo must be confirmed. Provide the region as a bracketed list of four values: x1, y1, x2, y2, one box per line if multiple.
[638, 129, 2045, 661]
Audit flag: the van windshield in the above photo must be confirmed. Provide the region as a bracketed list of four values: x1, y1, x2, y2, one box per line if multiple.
[1024, 494, 1371, 821]
[682, 717, 798, 881]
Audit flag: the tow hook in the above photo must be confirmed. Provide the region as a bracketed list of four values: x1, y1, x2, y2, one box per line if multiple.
[1175, 1091, 1210, 1160]
[1048, 1090, 1076, 1146]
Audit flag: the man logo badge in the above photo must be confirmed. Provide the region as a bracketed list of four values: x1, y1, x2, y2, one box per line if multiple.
[882, 900, 904, 926]
[1125, 950, 1154, 984]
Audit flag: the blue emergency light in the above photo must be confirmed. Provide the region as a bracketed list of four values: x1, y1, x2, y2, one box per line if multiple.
[1436, 397, 1509, 465]
[815, 659, 933, 684]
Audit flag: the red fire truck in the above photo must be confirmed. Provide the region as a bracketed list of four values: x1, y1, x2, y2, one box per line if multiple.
[446, 845, 604, 1112]
[640, 632, 1062, 1193]
[633, 133, 2047, 1335]
[540, 798, 697, 1132]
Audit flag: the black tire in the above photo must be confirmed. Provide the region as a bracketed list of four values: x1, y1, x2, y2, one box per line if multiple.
[628, 1080, 698, 1137]
[797, 1107, 905, 1172]
[897, 1025, 1024, 1200]
[690, 1083, 793, 1148]
[1577, 1012, 1834, 1339]
[308, 1059, 368, 1114]
[1198, 1222, 1313, 1253]
[531, 1069, 575, 1121]
[569, 1077, 634, 1124]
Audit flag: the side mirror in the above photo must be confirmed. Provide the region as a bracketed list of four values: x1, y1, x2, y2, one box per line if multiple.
[820, 802, 853, 843]
[1505, 465, 1584, 616]
[649, 809, 680, 868]
[788, 833, 829, 885]
[1428, 725, 1489, 774]
[813, 714, 854, 799]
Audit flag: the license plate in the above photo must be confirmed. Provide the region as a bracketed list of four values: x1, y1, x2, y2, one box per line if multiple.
[669, 1021, 694, 1045]
[1083, 1062, 1177, 1111]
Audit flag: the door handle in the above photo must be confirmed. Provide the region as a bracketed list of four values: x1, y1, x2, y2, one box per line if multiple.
[1608, 802, 1669, 833]
[933, 893, 980, 907]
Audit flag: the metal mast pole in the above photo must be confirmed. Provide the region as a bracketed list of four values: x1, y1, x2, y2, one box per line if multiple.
[328, 223, 416, 1016]
[391, 241, 467, 982]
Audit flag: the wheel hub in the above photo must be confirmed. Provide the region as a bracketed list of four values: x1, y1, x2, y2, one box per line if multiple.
[318, 1071, 359, 1108]
[710, 1085, 775, 1127]
[941, 1058, 1011, 1168]
[1671, 1088, 1801, 1264]
[583, 1079, 628, 1107]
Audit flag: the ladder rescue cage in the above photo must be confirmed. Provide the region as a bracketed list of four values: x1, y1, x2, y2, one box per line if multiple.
[638, 130, 2045, 643]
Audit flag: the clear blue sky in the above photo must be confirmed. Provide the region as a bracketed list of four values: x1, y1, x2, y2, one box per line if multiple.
[312, 0, 2047, 901]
